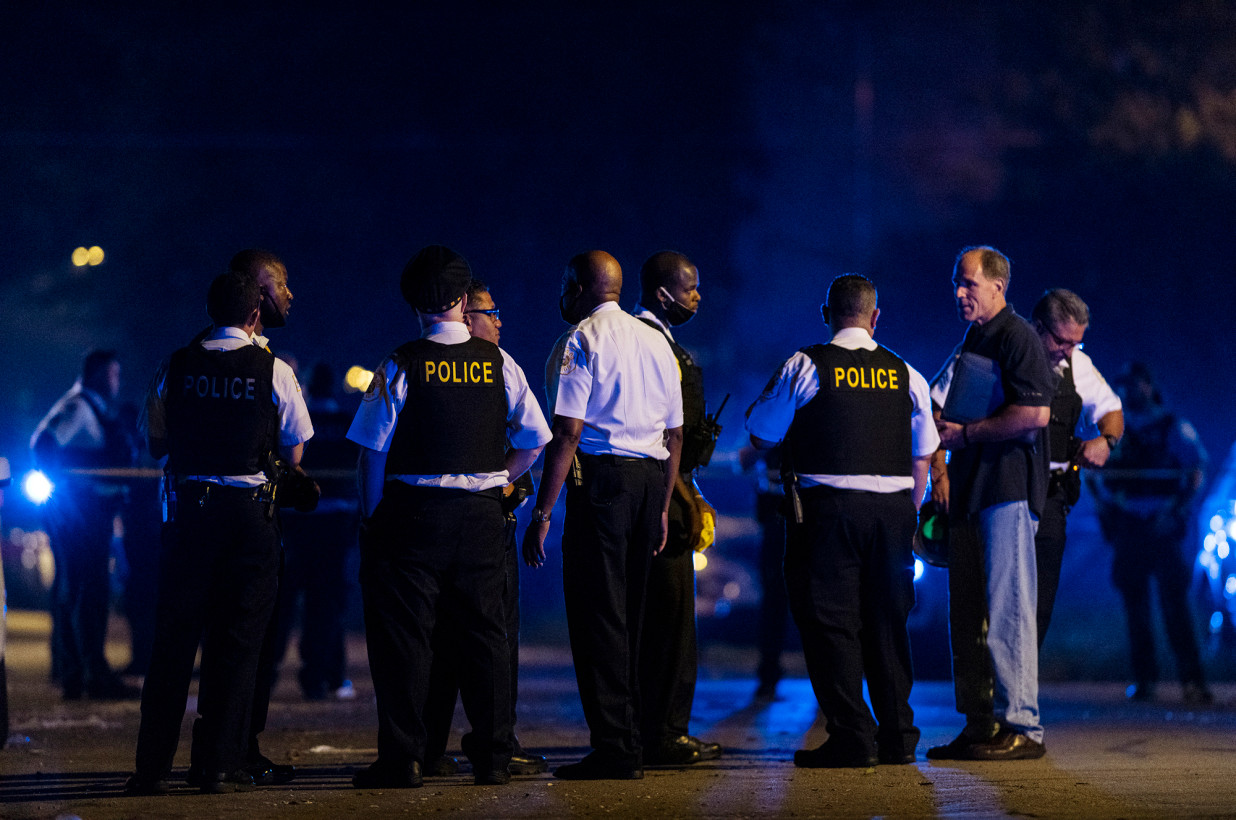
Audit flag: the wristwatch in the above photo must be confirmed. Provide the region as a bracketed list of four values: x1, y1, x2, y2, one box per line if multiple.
[531, 508, 551, 523]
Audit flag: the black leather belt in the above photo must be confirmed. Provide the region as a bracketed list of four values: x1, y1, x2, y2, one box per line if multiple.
[578, 453, 651, 465]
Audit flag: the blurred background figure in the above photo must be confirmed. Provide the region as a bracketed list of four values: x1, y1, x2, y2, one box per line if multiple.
[270, 361, 358, 701]
[29, 350, 139, 701]
[739, 444, 791, 702]
[1087, 362, 1211, 704]
[1, 455, 11, 739]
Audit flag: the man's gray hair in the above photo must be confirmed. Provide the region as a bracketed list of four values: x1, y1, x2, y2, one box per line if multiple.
[1032, 288, 1090, 329]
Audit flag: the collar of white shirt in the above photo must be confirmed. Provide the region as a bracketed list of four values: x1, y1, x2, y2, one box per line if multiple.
[829, 326, 877, 349]
[423, 321, 471, 343]
[632, 305, 672, 340]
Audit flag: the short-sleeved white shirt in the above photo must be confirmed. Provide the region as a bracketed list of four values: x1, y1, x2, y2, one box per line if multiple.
[546, 302, 683, 459]
[745, 327, 939, 491]
[347, 321, 551, 491]
[146, 326, 315, 487]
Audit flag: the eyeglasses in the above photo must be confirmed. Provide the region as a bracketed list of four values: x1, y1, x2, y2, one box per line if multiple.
[466, 308, 500, 320]
[1040, 323, 1083, 350]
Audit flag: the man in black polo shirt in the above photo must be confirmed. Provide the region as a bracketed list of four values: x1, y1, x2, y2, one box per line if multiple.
[927, 246, 1053, 761]
[746, 274, 939, 768]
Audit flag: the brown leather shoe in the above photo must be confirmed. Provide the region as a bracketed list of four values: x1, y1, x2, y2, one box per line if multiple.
[966, 729, 1045, 761]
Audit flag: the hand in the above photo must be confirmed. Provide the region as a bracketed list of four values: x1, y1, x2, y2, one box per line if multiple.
[936, 419, 965, 450]
[1076, 436, 1112, 470]
[930, 471, 950, 513]
[653, 510, 669, 556]
[522, 519, 550, 568]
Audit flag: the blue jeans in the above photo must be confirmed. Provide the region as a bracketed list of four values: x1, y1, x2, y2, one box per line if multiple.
[947, 501, 1043, 743]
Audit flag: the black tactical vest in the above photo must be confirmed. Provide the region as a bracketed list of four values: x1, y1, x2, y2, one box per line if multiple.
[638, 318, 708, 472]
[787, 343, 913, 476]
[165, 344, 278, 476]
[1047, 361, 1083, 463]
[385, 337, 508, 476]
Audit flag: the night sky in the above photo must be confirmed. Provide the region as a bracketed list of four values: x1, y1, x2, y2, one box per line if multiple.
[4, 1, 1235, 485]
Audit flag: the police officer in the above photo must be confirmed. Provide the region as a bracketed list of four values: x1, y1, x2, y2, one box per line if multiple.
[126, 271, 314, 795]
[1029, 289, 1123, 646]
[746, 274, 938, 768]
[229, 248, 306, 787]
[31, 349, 139, 701]
[347, 246, 550, 789]
[632, 250, 722, 766]
[523, 250, 683, 781]
[422, 278, 549, 777]
[1088, 362, 1211, 704]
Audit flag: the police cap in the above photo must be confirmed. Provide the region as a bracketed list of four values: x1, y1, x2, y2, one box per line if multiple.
[400, 245, 473, 313]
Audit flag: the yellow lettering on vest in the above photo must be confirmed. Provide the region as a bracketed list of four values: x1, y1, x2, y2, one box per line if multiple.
[876, 369, 887, 389]
[860, 368, 871, 388]
[833, 367, 845, 388]
[484, 361, 494, 383]
[846, 367, 858, 388]
[888, 370, 898, 390]
[425, 362, 436, 381]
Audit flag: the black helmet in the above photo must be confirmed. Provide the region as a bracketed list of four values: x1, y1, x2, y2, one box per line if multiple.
[913, 499, 949, 568]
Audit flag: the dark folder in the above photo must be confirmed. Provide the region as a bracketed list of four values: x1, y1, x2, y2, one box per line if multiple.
[941, 352, 1004, 423]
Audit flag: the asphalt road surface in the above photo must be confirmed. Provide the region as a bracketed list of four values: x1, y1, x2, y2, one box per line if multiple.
[3, 611, 1236, 819]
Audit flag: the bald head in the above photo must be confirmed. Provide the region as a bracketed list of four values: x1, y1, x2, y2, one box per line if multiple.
[560, 250, 623, 323]
[567, 251, 623, 299]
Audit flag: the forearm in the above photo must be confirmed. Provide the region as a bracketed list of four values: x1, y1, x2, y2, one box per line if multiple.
[531, 416, 582, 514]
[966, 404, 1050, 444]
[504, 445, 544, 483]
[662, 427, 684, 513]
[278, 442, 304, 469]
[1097, 410, 1124, 442]
[912, 455, 931, 510]
[357, 447, 387, 519]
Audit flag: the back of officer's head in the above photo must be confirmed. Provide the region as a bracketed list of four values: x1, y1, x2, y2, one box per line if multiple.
[825, 274, 877, 325]
[400, 245, 472, 315]
[207, 270, 261, 327]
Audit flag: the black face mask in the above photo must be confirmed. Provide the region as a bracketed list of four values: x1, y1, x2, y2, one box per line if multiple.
[659, 289, 697, 326]
[260, 292, 287, 329]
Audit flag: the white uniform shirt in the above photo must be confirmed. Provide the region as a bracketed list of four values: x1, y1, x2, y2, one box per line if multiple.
[347, 321, 551, 492]
[145, 326, 315, 487]
[745, 327, 939, 491]
[931, 346, 1122, 470]
[31, 382, 111, 454]
[547, 301, 683, 459]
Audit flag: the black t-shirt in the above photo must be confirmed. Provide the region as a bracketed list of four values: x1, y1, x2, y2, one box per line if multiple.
[947, 306, 1054, 518]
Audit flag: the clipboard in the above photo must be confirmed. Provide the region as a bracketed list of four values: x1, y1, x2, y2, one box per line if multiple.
[941, 352, 1004, 423]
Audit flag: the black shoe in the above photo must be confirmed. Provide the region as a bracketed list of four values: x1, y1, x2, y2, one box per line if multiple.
[87, 676, 142, 700]
[424, 755, 460, 776]
[246, 753, 296, 785]
[877, 749, 917, 765]
[926, 728, 992, 761]
[793, 742, 877, 769]
[554, 752, 643, 781]
[123, 773, 170, 796]
[1182, 682, 1214, 706]
[754, 679, 779, 702]
[965, 728, 1046, 761]
[645, 735, 722, 765]
[509, 748, 549, 775]
[199, 770, 256, 794]
[352, 760, 424, 789]
[185, 765, 203, 787]
[474, 767, 511, 785]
